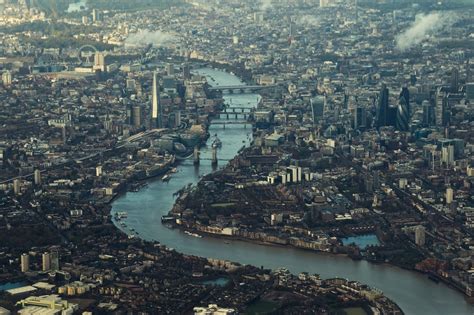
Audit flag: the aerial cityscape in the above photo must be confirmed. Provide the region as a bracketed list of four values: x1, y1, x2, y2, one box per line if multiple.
[0, 0, 473, 314]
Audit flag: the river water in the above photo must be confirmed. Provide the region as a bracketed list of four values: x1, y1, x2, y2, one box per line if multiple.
[112, 68, 473, 315]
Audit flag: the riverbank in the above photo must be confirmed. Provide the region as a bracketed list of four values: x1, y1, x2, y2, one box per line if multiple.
[170, 223, 474, 303]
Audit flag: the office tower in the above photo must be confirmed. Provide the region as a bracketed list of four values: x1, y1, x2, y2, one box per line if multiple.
[466, 82, 474, 101]
[441, 144, 454, 167]
[93, 52, 105, 72]
[435, 87, 448, 127]
[450, 68, 459, 92]
[446, 187, 454, 204]
[92, 9, 101, 22]
[396, 87, 410, 131]
[96, 165, 103, 177]
[183, 64, 191, 80]
[166, 63, 174, 75]
[311, 96, 325, 125]
[82, 15, 89, 25]
[376, 84, 389, 129]
[50, 249, 59, 271]
[21, 253, 29, 272]
[2, 71, 11, 86]
[42, 252, 51, 271]
[422, 100, 434, 126]
[34, 169, 41, 186]
[132, 105, 142, 127]
[354, 106, 367, 129]
[151, 72, 163, 129]
[415, 226, 425, 246]
[13, 179, 21, 195]
[174, 110, 181, 127]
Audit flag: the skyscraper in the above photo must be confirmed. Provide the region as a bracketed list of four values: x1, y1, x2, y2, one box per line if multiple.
[34, 169, 42, 186]
[21, 253, 29, 273]
[354, 106, 367, 130]
[376, 84, 389, 129]
[450, 68, 459, 92]
[435, 87, 448, 127]
[151, 72, 163, 129]
[422, 100, 434, 126]
[42, 252, 51, 271]
[93, 52, 105, 72]
[310, 96, 325, 125]
[396, 87, 410, 131]
[132, 105, 142, 128]
[50, 249, 59, 271]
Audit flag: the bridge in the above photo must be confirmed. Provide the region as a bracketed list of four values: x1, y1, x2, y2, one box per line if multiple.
[208, 84, 279, 94]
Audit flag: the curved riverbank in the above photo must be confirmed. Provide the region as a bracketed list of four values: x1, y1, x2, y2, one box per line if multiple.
[111, 67, 474, 315]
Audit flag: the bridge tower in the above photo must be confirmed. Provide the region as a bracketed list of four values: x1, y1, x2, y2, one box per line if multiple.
[193, 146, 200, 165]
[211, 147, 218, 166]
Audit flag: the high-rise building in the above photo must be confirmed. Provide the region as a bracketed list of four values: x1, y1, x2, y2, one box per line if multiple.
[174, 110, 181, 127]
[34, 169, 41, 186]
[183, 64, 191, 80]
[50, 249, 59, 271]
[311, 96, 325, 125]
[151, 72, 163, 129]
[2, 71, 12, 86]
[354, 106, 367, 129]
[441, 144, 454, 167]
[132, 105, 142, 127]
[96, 165, 103, 177]
[435, 87, 448, 127]
[13, 179, 21, 195]
[376, 84, 389, 129]
[93, 52, 105, 72]
[415, 226, 425, 246]
[450, 68, 459, 92]
[42, 252, 51, 271]
[422, 100, 434, 126]
[446, 187, 454, 204]
[21, 253, 29, 273]
[466, 82, 474, 101]
[166, 63, 174, 75]
[92, 9, 101, 22]
[396, 87, 410, 131]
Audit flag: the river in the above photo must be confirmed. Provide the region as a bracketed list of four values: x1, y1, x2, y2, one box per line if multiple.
[112, 68, 473, 315]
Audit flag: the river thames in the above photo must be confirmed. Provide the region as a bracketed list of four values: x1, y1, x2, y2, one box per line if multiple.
[112, 68, 474, 315]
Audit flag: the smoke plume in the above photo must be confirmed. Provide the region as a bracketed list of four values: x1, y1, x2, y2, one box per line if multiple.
[395, 12, 458, 51]
[260, 0, 272, 11]
[125, 30, 179, 48]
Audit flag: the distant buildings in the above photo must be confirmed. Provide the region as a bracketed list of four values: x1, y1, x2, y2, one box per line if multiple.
[16, 295, 78, 314]
[193, 304, 236, 315]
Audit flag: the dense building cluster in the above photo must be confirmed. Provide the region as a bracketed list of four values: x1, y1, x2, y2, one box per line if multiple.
[0, 0, 473, 313]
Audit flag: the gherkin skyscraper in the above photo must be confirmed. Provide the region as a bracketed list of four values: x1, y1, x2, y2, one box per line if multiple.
[396, 87, 410, 131]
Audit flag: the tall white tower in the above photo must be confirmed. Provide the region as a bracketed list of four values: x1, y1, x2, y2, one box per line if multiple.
[151, 71, 162, 129]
